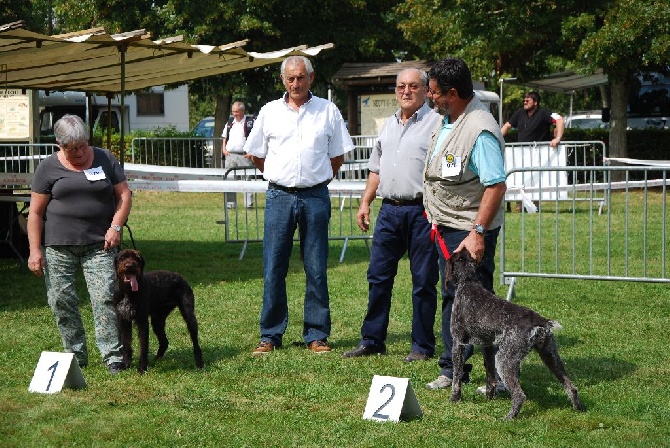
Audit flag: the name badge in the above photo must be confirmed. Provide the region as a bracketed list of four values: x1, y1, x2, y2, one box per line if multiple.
[441, 153, 461, 178]
[84, 166, 106, 181]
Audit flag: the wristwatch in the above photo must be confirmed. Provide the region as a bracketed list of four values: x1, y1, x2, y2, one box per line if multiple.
[110, 225, 122, 232]
[473, 223, 486, 235]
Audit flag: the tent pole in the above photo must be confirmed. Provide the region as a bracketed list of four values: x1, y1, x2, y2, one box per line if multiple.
[119, 44, 126, 168]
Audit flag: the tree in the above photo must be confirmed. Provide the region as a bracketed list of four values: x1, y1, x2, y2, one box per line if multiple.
[2, 0, 37, 30]
[392, 0, 604, 82]
[564, 0, 670, 158]
[394, 0, 670, 159]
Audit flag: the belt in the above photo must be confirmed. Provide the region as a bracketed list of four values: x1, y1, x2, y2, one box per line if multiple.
[268, 180, 330, 193]
[382, 198, 424, 206]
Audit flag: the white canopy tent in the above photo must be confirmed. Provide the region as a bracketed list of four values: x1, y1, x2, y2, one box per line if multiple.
[0, 21, 332, 94]
[0, 21, 333, 154]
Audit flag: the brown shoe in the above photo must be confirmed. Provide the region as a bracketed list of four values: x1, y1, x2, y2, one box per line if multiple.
[252, 341, 275, 355]
[307, 340, 331, 353]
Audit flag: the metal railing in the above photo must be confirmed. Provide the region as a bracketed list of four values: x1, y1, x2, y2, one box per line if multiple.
[501, 165, 669, 300]
[130, 137, 224, 168]
[504, 141, 608, 209]
[0, 143, 58, 187]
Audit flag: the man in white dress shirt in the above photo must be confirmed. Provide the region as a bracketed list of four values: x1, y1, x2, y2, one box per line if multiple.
[244, 56, 353, 355]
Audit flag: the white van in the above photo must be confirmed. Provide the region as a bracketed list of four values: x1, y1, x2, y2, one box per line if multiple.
[565, 111, 608, 129]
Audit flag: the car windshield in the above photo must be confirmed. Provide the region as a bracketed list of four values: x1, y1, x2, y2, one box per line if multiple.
[193, 118, 214, 137]
[567, 117, 606, 129]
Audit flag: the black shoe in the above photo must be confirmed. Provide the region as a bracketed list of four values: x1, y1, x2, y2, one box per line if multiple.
[342, 344, 386, 358]
[107, 362, 126, 375]
[403, 351, 432, 362]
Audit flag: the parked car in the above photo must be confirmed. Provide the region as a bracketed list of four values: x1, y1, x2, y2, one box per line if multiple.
[192, 116, 215, 165]
[565, 112, 608, 129]
[192, 116, 215, 137]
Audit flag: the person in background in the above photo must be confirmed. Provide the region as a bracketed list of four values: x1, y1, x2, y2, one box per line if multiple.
[27, 114, 132, 374]
[501, 91, 564, 146]
[222, 101, 256, 209]
[423, 58, 508, 395]
[342, 68, 441, 362]
[501, 91, 564, 211]
[244, 56, 353, 355]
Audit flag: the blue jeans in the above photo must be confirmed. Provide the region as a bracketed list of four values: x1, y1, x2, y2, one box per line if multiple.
[435, 226, 500, 378]
[359, 201, 438, 355]
[44, 243, 123, 367]
[260, 185, 331, 346]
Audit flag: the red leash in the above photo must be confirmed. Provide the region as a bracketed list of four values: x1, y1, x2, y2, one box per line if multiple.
[429, 222, 451, 261]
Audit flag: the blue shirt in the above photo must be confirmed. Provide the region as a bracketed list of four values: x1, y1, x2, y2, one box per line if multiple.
[432, 117, 505, 186]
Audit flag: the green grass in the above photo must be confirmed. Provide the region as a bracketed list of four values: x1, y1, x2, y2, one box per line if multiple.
[1, 191, 669, 447]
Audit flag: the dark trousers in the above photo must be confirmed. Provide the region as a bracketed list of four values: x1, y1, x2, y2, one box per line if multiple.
[435, 225, 500, 378]
[359, 201, 439, 355]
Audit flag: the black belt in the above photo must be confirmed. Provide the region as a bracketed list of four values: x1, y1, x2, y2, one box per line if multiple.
[268, 180, 330, 193]
[383, 198, 424, 206]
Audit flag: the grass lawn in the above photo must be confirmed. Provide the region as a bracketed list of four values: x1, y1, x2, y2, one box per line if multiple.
[1, 191, 669, 447]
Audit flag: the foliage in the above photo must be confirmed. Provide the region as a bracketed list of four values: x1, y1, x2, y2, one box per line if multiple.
[1, 192, 670, 446]
[564, 0, 670, 81]
[393, 0, 605, 81]
[1, 0, 35, 28]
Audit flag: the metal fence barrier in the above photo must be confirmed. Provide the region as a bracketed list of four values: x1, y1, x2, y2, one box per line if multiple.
[130, 137, 224, 168]
[504, 141, 608, 210]
[501, 165, 669, 301]
[0, 143, 58, 184]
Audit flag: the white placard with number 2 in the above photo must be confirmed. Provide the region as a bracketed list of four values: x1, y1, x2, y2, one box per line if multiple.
[362, 375, 422, 422]
[28, 351, 87, 394]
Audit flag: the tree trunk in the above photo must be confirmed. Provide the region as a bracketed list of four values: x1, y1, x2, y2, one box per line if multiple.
[608, 76, 629, 182]
[212, 93, 232, 169]
[608, 76, 629, 159]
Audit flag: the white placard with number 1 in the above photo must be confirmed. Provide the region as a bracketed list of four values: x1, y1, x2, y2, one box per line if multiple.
[28, 351, 87, 394]
[362, 375, 423, 422]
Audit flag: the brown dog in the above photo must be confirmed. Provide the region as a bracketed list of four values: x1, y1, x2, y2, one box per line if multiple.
[113, 249, 204, 374]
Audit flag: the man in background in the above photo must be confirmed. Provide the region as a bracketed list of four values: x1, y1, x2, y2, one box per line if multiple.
[222, 101, 255, 208]
[501, 91, 564, 146]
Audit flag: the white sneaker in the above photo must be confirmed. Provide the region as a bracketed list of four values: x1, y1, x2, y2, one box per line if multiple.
[476, 382, 508, 395]
[426, 375, 452, 390]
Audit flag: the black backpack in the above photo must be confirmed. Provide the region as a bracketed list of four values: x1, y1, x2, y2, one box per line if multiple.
[225, 116, 255, 140]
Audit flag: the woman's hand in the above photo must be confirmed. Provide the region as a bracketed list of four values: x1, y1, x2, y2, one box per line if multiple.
[104, 226, 121, 251]
[28, 251, 45, 277]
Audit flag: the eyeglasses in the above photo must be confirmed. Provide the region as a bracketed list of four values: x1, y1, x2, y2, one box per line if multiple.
[61, 142, 88, 153]
[428, 88, 442, 97]
[395, 84, 422, 93]
[429, 85, 453, 98]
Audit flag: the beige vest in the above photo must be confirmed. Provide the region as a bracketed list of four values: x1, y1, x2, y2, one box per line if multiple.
[423, 97, 505, 230]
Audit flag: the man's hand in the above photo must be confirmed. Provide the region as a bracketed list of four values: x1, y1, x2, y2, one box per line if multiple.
[357, 203, 371, 232]
[454, 231, 485, 263]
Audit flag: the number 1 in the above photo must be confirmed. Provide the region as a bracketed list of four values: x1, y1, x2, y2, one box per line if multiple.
[46, 361, 59, 391]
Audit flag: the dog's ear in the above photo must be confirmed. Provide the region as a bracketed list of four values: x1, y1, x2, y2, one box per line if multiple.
[137, 250, 145, 270]
[445, 256, 454, 283]
[114, 250, 124, 270]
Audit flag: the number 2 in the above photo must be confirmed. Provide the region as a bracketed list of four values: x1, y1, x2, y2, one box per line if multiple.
[372, 383, 396, 420]
[46, 361, 59, 391]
